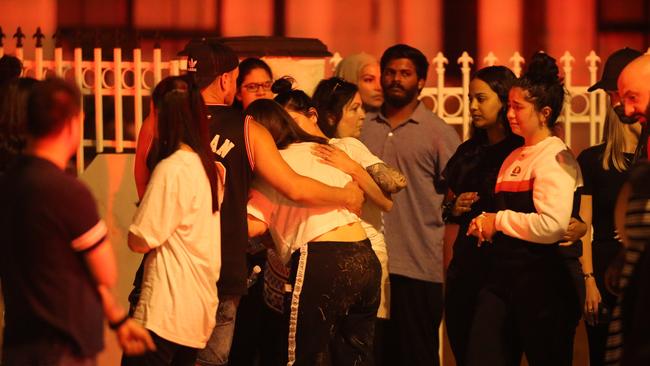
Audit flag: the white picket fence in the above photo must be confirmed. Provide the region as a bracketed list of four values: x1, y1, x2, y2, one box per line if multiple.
[3, 32, 649, 174]
[1, 42, 183, 174]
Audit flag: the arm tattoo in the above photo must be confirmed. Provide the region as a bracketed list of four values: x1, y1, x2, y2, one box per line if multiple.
[366, 163, 407, 194]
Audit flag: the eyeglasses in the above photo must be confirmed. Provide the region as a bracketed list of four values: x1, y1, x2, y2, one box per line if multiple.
[242, 81, 273, 93]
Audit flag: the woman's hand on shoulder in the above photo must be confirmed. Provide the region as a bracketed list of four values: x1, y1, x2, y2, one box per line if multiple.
[311, 144, 360, 175]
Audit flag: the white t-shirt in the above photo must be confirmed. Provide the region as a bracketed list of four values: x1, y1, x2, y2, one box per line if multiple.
[130, 149, 222, 348]
[247, 142, 360, 264]
[329, 137, 386, 253]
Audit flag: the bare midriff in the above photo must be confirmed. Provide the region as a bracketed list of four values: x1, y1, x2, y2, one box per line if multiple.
[311, 221, 367, 243]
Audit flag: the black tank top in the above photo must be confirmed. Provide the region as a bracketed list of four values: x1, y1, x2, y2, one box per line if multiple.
[207, 105, 254, 296]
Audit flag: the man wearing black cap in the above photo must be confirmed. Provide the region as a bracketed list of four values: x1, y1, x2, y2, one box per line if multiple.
[602, 53, 650, 366]
[579, 47, 643, 366]
[588, 48, 646, 160]
[588, 48, 643, 124]
[180, 39, 364, 366]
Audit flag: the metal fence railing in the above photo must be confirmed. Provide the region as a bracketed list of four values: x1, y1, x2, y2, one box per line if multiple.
[4, 26, 650, 173]
[332, 48, 650, 147]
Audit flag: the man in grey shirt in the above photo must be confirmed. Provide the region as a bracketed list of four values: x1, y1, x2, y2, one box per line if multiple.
[360, 44, 460, 366]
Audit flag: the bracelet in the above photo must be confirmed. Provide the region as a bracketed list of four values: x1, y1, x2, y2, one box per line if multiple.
[442, 198, 460, 224]
[583, 272, 595, 280]
[109, 314, 129, 330]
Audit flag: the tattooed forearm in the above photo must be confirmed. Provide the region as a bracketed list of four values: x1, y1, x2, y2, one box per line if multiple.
[366, 163, 407, 194]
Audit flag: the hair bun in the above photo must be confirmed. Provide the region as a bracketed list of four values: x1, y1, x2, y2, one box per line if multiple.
[524, 52, 561, 84]
[271, 76, 295, 95]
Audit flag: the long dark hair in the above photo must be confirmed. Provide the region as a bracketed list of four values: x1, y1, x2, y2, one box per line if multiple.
[245, 98, 327, 149]
[0, 77, 37, 171]
[513, 52, 565, 128]
[470, 66, 517, 141]
[149, 75, 220, 212]
[311, 77, 358, 138]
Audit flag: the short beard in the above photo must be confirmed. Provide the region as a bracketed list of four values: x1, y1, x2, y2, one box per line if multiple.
[383, 85, 419, 109]
[614, 105, 641, 125]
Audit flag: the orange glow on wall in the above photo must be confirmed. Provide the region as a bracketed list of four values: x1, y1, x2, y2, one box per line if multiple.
[478, 0, 522, 66]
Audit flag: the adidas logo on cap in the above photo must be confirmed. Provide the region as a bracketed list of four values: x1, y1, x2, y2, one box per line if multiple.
[188, 57, 198, 72]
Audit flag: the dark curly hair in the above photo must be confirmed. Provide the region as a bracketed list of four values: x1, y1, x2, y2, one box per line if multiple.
[513, 52, 566, 128]
[272, 76, 317, 119]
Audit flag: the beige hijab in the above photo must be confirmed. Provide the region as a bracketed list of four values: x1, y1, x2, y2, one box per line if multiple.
[334, 53, 378, 85]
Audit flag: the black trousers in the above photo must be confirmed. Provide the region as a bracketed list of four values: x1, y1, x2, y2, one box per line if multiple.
[383, 274, 443, 366]
[288, 240, 381, 366]
[466, 248, 578, 366]
[121, 331, 198, 366]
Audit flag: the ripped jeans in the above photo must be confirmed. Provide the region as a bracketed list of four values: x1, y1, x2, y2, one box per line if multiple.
[286, 239, 381, 366]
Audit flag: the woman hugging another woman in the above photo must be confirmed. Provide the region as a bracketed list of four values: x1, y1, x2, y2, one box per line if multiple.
[274, 76, 406, 323]
[245, 98, 381, 366]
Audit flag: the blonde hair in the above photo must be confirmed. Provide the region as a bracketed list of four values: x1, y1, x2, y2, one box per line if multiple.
[601, 104, 630, 172]
[334, 53, 377, 85]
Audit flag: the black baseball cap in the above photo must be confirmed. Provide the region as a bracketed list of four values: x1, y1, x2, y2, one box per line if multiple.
[179, 39, 239, 89]
[588, 48, 642, 92]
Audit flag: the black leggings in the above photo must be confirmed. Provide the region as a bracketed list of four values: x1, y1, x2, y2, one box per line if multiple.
[286, 239, 381, 366]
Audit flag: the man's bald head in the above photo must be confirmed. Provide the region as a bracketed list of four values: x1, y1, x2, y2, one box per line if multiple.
[618, 54, 650, 124]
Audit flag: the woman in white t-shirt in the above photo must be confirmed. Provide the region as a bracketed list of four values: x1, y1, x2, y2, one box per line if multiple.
[245, 99, 381, 366]
[123, 76, 223, 366]
[273, 77, 406, 324]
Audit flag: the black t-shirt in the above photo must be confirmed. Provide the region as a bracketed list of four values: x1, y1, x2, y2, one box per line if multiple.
[577, 144, 634, 242]
[0, 155, 105, 357]
[207, 105, 254, 296]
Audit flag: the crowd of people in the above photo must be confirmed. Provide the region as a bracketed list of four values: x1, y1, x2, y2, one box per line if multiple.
[0, 38, 649, 366]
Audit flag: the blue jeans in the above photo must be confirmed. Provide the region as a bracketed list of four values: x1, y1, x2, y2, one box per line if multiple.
[196, 295, 240, 366]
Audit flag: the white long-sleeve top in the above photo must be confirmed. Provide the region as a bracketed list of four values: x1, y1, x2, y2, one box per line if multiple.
[494, 136, 582, 244]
